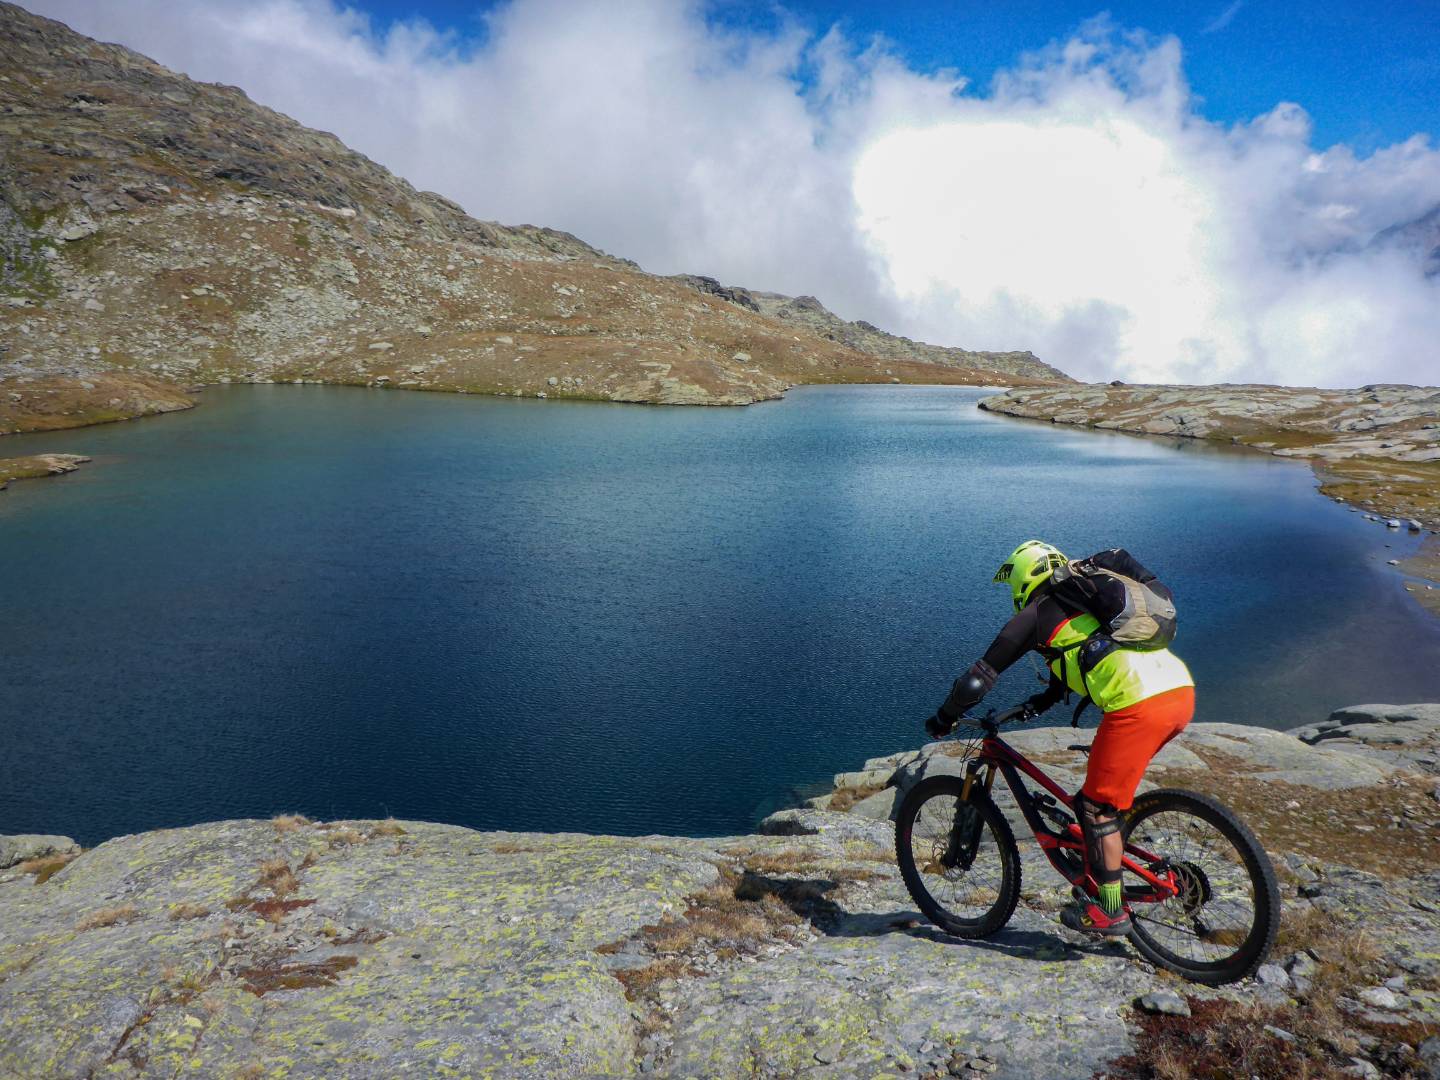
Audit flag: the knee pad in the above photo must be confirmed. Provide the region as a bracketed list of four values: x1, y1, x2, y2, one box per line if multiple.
[1075, 792, 1122, 884]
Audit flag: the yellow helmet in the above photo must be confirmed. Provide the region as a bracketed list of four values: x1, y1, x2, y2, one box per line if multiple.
[994, 540, 1067, 612]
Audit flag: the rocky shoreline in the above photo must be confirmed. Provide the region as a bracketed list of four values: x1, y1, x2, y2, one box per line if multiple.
[978, 383, 1440, 529]
[978, 383, 1440, 613]
[3, 705, 1438, 1078]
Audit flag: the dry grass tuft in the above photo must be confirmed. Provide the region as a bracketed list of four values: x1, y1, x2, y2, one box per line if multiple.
[271, 814, 311, 833]
[828, 784, 886, 812]
[607, 863, 837, 1001]
[740, 850, 826, 875]
[488, 841, 542, 855]
[257, 857, 298, 897]
[324, 826, 366, 849]
[167, 902, 211, 921]
[76, 903, 139, 931]
[17, 851, 79, 884]
[227, 897, 317, 923]
[614, 957, 697, 999]
[236, 955, 357, 996]
[842, 839, 896, 864]
[737, 856, 887, 892]
[369, 819, 406, 837]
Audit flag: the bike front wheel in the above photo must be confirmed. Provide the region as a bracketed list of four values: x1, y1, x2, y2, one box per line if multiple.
[894, 775, 1021, 938]
[1123, 788, 1280, 985]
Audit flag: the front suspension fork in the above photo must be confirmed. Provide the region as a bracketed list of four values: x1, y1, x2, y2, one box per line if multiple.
[960, 759, 996, 802]
[944, 761, 996, 870]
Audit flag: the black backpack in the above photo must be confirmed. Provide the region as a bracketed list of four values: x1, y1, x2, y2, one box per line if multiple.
[1048, 548, 1177, 651]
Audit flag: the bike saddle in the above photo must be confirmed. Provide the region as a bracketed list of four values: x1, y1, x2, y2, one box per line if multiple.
[1067, 743, 1092, 755]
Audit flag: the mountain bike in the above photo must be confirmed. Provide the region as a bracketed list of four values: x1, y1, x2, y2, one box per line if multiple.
[893, 704, 1279, 985]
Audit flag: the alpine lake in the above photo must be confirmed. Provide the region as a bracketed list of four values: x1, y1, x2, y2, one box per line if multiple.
[4, 384, 1438, 845]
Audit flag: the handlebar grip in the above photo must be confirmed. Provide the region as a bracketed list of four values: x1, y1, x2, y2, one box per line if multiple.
[993, 705, 1030, 725]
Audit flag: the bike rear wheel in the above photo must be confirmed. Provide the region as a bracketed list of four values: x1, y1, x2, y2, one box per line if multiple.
[894, 775, 1021, 938]
[1123, 788, 1279, 985]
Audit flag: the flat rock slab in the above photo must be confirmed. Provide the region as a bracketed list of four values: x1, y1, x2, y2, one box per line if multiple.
[5, 809, 1440, 1078]
[0, 820, 722, 1078]
[1287, 706, 1440, 776]
[657, 916, 1146, 1079]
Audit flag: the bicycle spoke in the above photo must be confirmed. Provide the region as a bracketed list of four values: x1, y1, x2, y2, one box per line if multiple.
[907, 792, 1009, 924]
[1125, 807, 1259, 969]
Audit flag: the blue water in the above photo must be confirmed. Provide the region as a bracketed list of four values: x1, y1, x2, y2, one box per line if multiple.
[3, 384, 1437, 845]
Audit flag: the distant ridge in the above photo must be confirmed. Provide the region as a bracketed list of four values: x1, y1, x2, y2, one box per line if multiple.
[672, 275, 1066, 382]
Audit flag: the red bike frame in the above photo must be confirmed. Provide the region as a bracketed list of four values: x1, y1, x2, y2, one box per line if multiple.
[961, 728, 1182, 904]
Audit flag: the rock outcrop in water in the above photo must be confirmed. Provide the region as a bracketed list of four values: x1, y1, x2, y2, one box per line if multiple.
[0, 2, 1061, 437]
[3, 708, 1438, 1078]
[0, 451, 89, 489]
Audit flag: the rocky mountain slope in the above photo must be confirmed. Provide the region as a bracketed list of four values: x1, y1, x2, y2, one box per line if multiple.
[978, 383, 1440, 531]
[0, 3, 1061, 437]
[3, 705, 1438, 1078]
[671, 275, 1066, 382]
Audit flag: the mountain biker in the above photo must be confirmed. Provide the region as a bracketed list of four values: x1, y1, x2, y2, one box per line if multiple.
[924, 540, 1195, 937]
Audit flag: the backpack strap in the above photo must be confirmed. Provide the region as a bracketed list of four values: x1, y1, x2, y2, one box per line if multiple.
[1059, 634, 1115, 726]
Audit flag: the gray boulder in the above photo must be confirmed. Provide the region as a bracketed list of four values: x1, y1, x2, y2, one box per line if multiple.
[1135, 990, 1190, 1016]
[846, 787, 902, 821]
[0, 834, 79, 870]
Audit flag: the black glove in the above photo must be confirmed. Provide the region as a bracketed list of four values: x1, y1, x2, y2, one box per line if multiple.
[1023, 692, 1055, 718]
[924, 712, 954, 740]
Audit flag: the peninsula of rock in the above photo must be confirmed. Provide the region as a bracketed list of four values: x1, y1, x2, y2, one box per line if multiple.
[0, 451, 88, 490]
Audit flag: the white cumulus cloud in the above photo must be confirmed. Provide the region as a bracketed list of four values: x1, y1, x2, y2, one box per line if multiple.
[23, 0, 1440, 385]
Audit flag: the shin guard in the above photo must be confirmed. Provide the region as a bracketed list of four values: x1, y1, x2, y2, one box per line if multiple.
[1075, 792, 1123, 890]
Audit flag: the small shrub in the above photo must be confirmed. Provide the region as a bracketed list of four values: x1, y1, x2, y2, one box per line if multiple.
[369, 819, 406, 838]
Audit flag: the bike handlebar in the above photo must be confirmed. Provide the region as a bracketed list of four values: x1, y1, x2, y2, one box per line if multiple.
[953, 702, 1035, 732]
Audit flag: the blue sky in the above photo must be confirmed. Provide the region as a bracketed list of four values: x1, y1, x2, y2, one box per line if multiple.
[354, 0, 1439, 151]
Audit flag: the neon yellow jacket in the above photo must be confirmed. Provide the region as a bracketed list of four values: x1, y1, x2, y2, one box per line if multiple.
[1047, 612, 1193, 713]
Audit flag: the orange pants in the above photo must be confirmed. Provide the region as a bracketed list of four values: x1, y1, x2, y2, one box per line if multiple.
[1080, 685, 1195, 811]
